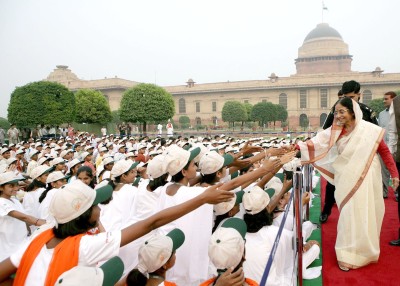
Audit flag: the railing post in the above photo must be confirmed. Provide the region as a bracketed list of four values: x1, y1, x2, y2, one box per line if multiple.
[293, 170, 303, 286]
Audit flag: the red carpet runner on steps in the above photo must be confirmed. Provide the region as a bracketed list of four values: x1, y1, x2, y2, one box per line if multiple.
[320, 178, 400, 286]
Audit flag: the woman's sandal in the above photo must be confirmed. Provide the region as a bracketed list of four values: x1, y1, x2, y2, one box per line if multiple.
[338, 264, 350, 272]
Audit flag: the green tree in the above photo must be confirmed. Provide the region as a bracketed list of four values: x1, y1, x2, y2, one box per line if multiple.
[119, 83, 175, 134]
[75, 89, 112, 124]
[8, 81, 75, 127]
[368, 98, 385, 114]
[179, 115, 190, 129]
[274, 104, 288, 129]
[251, 102, 275, 129]
[111, 110, 122, 124]
[0, 117, 10, 130]
[221, 101, 247, 129]
[242, 103, 253, 128]
[300, 115, 309, 131]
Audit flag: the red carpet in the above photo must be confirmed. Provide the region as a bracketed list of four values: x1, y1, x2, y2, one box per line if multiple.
[320, 178, 400, 286]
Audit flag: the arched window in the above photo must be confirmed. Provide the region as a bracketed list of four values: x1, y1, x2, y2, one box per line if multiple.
[320, 113, 327, 127]
[299, 114, 309, 129]
[279, 93, 287, 109]
[179, 98, 186, 113]
[212, 116, 218, 126]
[196, 117, 201, 126]
[363, 90, 372, 105]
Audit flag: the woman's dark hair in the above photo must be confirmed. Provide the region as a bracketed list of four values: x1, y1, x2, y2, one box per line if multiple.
[171, 161, 191, 183]
[148, 173, 168, 191]
[200, 172, 218, 185]
[26, 179, 46, 192]
[243, 210, 273, 233]
[212, 212, 230, 233]
[53, 206, 96, 238]
[125, 269, 147, 286]
[335, 96, 355, 119]
[39, 183, 53, 203]
[77, 166, 95, 188]
[113, 166, 135, 184]
[68, 163, 81, 176]
[200, 166, 224, 185]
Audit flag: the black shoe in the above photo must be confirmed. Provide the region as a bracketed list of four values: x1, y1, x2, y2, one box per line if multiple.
[389, 239, 400, 246]
[319, 213, 329, 223]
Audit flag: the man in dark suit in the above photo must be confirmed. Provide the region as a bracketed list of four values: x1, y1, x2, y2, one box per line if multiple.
[319, 80, 378, 223]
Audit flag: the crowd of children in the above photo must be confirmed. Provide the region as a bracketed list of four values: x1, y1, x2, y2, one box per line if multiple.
[0, 132, 321, 286]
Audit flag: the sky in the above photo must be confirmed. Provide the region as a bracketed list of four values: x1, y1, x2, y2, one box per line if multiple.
[1, 0, 400, 118]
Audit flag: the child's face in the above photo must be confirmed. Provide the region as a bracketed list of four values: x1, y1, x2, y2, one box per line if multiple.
[78, 171, 92, 186]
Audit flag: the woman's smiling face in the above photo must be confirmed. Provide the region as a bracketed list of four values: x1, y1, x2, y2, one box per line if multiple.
[334, 103, 354, 126]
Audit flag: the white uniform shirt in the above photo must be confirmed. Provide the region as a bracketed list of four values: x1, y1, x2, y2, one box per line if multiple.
[22, 188, 46, 233]
[158, 185, 213, 286]
[10, 230, 121, 286]
[243, 225, 294, 285]
[99, 184, 137, 231]
[0, 197, 29, 261]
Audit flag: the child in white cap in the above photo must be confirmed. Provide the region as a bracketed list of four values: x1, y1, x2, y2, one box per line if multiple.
[0, 172, 46, 262]
[66, 158, 82, 183]
[120, 229, 185, 286]
[37, 171, 68, 222]
[0, 180, 233, 285]
[23, 165, 53, 220]
[99, 159, 140, 273]
[201, 218, 258, 286]
[55, 256, 124, 286]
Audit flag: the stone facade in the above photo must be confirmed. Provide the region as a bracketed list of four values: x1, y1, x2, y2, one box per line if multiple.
[45, 24, 400, 130]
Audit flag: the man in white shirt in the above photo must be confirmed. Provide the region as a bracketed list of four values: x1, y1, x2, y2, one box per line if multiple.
[157, 123, 162, 136]
[101, 126, 107, 136]
[379, 91, 397, 198]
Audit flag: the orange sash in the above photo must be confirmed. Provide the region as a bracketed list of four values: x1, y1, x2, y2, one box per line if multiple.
[200, 277, 258, 286]
[14, 229, 84, 286]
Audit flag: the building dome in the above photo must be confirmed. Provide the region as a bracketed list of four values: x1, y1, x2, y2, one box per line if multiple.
[295, 23, 352, 74]
[46, 65, 80, 85]
[304, 23, 342, 42]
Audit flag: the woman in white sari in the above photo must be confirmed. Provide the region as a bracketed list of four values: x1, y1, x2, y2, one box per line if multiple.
[298, 97, 399, 271]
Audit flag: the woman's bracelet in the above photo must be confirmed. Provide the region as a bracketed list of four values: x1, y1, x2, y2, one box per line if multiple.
[34, 218, 40, 226]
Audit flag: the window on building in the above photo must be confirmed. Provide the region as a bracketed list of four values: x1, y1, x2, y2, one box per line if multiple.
[244, 100, 249, 104]
[212, 116, 218, 126]
[196, 102, 201, 113]
[320, 113, 327, 127]
[299, 114, 308, 129]
[363, 90, 372, 105]
[320, 89, 328, 108]
[262, 99, 267, 103]
[179, 98, 186, 113]
[279, 93, 288, 109]
[212, 102, 217, 112]
[299, 90, 307, 108]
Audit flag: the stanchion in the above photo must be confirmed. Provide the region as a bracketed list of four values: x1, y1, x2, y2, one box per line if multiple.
[303, 165, 310, 221]
[293, 169, 303, 286]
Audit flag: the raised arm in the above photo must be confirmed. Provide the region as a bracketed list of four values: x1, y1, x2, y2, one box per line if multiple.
[120, 184, 233, 246]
